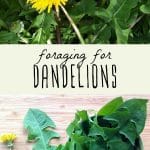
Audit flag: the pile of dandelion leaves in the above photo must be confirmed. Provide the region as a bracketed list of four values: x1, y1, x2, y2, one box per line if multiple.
[0, 0, 150, 44]
[24, 97, 148, 150]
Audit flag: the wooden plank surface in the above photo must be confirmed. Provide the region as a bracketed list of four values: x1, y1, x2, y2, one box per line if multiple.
[0, 95, 149, 150]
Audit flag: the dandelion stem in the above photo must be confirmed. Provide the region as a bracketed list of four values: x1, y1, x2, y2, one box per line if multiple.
[60, 5, 85, 44]
[91, 24, 108, 43]
[129, 15, 144, 29]
[8, 145, 13, 150]
[54, 10, 62, 44]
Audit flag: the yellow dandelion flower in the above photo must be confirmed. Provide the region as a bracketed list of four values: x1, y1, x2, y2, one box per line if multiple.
[27, 0, 68, 13]
[0, 133, 16, 143]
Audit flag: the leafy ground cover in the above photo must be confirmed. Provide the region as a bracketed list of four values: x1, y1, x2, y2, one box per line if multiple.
[0, 0, 150, 44]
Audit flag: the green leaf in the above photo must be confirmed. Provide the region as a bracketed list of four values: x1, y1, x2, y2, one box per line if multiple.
[66, 113, 80, 136]
[61, 97, 147, 149]
[105, 0, 138, 43]
[32, 28, 45, 44]
[89, 140, 106, 150]
[107, 0, 138, 22]
[70, 0, 96, 16]
[24, 109, 59, 150]
[94, 9, 111, 21]
[88, 123, 105, 138]
[97, 97, 123, 116]
[31, 12, 57, 43]
[120, 121, 137, 145]
[0, 19, 7, 29]
[31, 13, 46, 29]
[114, 19, 130, 43]
[32, 130, 59, 150]
[120, 99, 148, 134]
[0, 31, 19, 43]
[77, 110, 89, 121]
[140, 0, 150, 14]
[103, 108, 130, 127]
[59, 141, 75, 150]
[71, 134, 91, 144]
[107, 136, 133, 150]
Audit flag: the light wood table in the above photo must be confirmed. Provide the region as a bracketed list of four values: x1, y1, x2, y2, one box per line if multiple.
[0, 95, 149, 150]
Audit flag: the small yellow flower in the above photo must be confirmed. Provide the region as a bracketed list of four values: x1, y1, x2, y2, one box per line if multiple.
[0, 133, 16, 143]
[27, 0, 68, 13]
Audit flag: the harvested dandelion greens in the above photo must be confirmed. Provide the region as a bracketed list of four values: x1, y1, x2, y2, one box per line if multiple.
[24, 97, 147, 150]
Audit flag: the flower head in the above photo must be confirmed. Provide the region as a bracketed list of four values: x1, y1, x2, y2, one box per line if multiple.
[27, 0, 68, 13]
[0, 133, 16, 143]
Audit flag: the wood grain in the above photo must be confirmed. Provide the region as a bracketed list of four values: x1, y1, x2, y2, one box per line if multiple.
[0, 95, 149, 150]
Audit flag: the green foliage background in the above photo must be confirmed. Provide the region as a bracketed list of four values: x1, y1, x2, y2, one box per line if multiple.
[0, 0, 150, 44]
